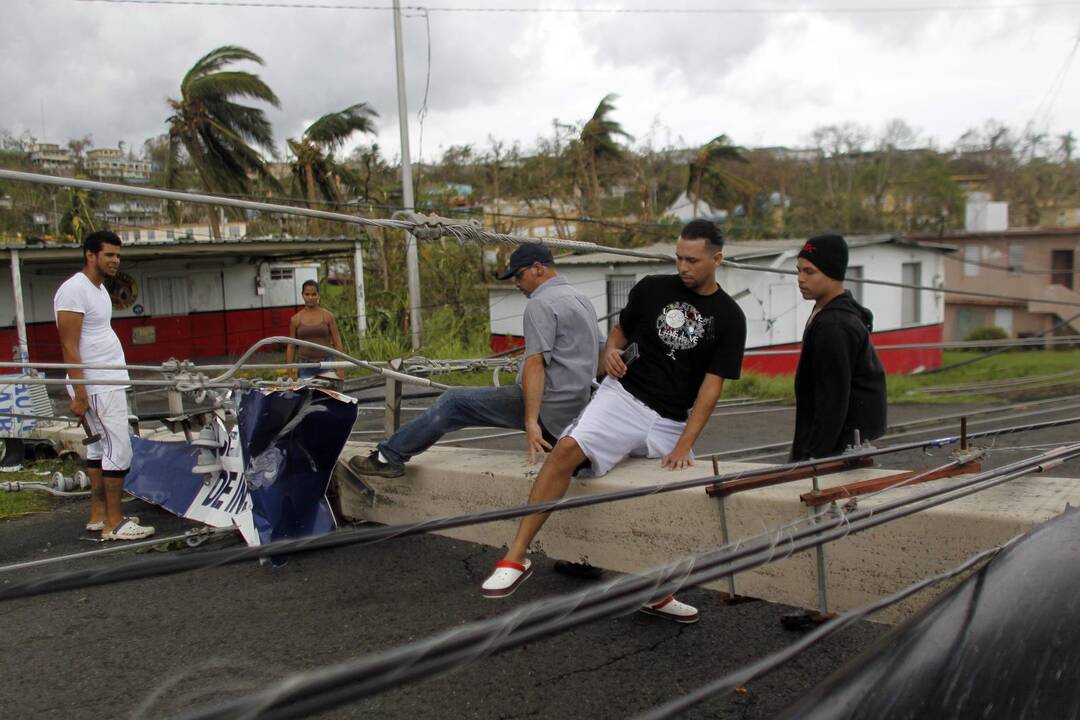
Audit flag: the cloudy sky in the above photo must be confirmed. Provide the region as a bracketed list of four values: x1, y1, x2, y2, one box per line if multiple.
[4, 0, 1080, 163]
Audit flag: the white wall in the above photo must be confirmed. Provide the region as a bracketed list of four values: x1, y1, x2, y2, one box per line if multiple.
[487, 244, 945, 347]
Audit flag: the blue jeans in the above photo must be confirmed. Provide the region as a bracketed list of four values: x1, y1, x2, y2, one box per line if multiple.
[379, 384, 541, 465]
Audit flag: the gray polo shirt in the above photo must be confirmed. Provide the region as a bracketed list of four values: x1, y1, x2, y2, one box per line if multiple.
[516, 275, 600, 435]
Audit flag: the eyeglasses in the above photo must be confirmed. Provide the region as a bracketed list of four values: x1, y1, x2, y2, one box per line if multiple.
[513, 266, 530, 280]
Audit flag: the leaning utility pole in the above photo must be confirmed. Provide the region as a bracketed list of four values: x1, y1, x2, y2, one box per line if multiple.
[393, 0, 422, 350]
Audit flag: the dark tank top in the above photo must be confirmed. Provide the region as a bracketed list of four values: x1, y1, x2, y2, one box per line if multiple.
[295, 313, 333, 358]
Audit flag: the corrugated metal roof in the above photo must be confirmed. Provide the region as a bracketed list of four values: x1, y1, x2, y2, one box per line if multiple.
[0, 236, 357, 262]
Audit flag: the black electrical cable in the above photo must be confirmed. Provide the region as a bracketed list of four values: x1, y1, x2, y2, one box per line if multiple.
[631, 541, 1013, 720]
[2, 415, 1077, 604]
[172, 443, 1080, 720]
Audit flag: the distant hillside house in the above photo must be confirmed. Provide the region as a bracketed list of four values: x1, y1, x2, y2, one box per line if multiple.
[664, 191, 728, 224]
[28, 143, 74, 174]
[85, 148, 152, 183]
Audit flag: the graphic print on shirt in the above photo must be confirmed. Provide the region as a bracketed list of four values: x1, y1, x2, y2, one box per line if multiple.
[655, 302, 712, 359]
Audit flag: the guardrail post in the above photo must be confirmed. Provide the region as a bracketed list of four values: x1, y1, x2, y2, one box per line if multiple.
[384, 358, 403, 436]
[713, 456, 737, 600]
[811, 473, 829, 614]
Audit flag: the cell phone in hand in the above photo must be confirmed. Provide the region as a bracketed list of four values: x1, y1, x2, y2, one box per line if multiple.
[621, 342, 639, 366]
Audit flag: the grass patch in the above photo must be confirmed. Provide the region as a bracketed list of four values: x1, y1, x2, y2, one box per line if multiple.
[725, 350, 1080, 405]
[0, 456, 86, 520]
[896, 350, 1080, 403]
[0, 487, 57, 519]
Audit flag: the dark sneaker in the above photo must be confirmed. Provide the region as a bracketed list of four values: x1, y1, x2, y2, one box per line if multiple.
[348, 450, 405, 479]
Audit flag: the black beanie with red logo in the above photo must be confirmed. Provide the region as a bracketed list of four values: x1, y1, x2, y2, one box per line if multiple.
[798, 233, 848, 281]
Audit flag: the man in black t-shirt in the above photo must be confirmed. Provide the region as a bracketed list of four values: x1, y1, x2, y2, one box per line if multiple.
[480, 220, 748, 624]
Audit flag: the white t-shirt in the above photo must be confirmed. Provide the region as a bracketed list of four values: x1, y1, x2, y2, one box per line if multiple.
[53, 272, 130, 396]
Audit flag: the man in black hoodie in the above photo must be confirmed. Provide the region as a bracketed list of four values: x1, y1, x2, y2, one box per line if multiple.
[791, 234, 887, 461]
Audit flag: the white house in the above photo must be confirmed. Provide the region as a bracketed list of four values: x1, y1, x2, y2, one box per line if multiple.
[488, 235, 953, 374]
[664, 191, 728, 223]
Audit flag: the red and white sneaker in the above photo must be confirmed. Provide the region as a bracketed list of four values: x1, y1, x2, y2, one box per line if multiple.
[639, 595, 699, 624]
[481, 559, 533, 598]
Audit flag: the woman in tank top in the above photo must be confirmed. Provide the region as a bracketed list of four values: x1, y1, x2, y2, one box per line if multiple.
[287, 280, 345, 381]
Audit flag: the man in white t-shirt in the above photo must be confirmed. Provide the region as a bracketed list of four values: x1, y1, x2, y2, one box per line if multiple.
[54, 230, 154, 540]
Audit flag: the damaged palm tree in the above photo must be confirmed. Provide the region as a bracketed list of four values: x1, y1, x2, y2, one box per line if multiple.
[164, 45, 282, 238]
[287, 103, 379, 210]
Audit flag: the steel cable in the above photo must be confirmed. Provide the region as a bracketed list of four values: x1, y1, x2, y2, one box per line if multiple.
[4, 168, 1080, 310]
[1, 415, 1077, 602]
[631, 540, 1015, 720]
[170, 443, 1080, 720]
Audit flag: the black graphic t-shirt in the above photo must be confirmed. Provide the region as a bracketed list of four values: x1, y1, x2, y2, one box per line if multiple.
[617, 274, 747, 421]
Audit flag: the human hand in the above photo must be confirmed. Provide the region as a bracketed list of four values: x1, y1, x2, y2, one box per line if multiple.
[660, 447, 694, 470]
[69, 394, 89, 418]
[603, 348, 627, 378]
[525, 421, 552, 465]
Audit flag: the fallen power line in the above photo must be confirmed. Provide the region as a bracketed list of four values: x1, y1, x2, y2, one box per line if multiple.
[1, 414, 1077, 602]
[170, 443, 1080, 720]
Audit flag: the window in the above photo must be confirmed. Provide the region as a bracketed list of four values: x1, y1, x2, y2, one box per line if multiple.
[1051, 250, 1075, 289]
[605, 274, 636, 331]
[132, 230, 141, 241]
[270, 267, 294, 281]
[1008, 243, 1023, 272]
[847, 265, 864, 305]
[963, 245, 980, 277]
[184, 228, 194, 239]
[902, 263, 922, 325]
[228, 225, 241, 238]
[147, 276, 188, 316]
[166, 230, 175, 240]
[147, 230, 156, 241]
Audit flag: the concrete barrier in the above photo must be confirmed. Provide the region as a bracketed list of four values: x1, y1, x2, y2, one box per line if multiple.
[336, 442, 1080, 623]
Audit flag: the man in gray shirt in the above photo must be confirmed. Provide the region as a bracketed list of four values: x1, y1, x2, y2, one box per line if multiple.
[349, 243, 600, 478]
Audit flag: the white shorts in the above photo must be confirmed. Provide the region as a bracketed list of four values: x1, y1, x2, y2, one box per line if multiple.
[84, 389, 133, 473]
[561, 376, 689, 477]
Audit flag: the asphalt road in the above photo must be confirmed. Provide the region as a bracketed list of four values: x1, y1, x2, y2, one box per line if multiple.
[1, 501, 886, 720]
[4, 387, 1077, 719]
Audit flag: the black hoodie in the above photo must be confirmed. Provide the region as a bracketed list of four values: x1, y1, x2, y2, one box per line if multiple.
[790, 291, 887, 461]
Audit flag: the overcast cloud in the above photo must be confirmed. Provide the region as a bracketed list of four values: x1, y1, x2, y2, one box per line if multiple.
[3, 0, 1079, 162]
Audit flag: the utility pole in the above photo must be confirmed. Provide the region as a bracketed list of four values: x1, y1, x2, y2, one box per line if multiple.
[393, 0, 422, 350]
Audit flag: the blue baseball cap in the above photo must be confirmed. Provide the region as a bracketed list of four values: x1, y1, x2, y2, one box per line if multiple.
[497, 243, 555, 280]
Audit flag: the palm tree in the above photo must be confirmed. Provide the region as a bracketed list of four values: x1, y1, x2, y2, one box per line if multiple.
[287, 103, 378, 207]
[59, 188, 95, 243]
[165, 46, 281, 238]
[1059, 132, 1075, 164]
[572, 94, 632, 217]
[686, 135, 757, 217]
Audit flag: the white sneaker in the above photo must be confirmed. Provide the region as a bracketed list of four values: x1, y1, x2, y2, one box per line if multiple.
[481, 559, 532, 598]
[639, 595, 700, 624]
[87, 515, 139, 532]
[102, 517, 155, 541]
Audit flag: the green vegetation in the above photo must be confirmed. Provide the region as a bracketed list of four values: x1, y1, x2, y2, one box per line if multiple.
[0, 456, 86, 520]
[963, 326, 1009, 343]
[698, 350, 1080, 405]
